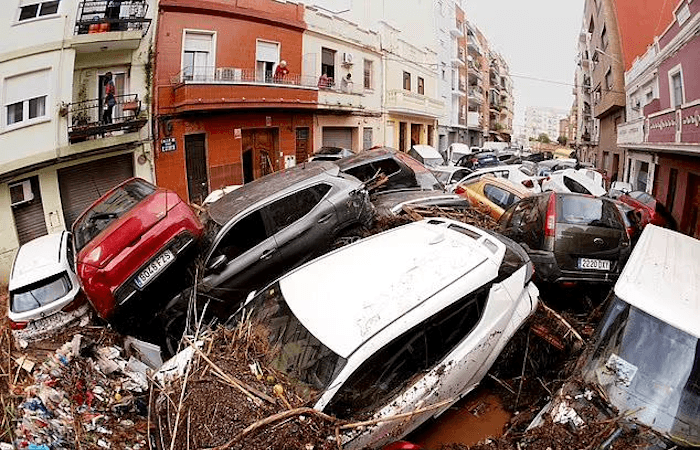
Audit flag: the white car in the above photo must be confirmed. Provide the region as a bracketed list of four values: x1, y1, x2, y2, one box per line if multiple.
[452, 164, 543, 193]
[446, 143, 471, 166]
[430, 165, 474, 190]
[542, 168, 606, 196]
[239, 219, 539, 449]
[8, 232, 90, 341]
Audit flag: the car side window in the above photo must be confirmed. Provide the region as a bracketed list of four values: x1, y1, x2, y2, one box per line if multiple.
[65, 233, 76, 273]
[265, 184, 332, 233]
[211, 210, 268, 262]
[453, 170, 470, 183]
[563, 176, 591, 195]
[325, 287, 489, 420]
[484, 184, 516, 209]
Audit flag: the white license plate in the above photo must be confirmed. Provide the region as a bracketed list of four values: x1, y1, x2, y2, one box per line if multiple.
[578, 258, 611, 271]
[135, 250, 175, 289]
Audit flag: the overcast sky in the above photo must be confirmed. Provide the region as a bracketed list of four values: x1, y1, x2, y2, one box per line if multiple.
[310, 0, 583, 125]
[465, 0, 583, 125]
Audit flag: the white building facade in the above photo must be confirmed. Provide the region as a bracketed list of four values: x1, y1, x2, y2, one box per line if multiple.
[0, 0, 156, 281]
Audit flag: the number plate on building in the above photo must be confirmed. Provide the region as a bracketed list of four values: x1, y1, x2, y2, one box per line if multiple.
[578, 258, 611, 271]
[135, 250, 175, 289]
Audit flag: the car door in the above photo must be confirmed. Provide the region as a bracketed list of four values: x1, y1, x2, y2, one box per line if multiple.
[482, 182, 518, 219]
[264, 184, 337, 275]
[201, 208, 278, 306]
[449, 169, 471, 185]
[554, 195, 629, 275]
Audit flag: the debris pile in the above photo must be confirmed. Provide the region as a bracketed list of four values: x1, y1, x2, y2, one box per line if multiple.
[11, 332, 157, 450]
[153, 324, 341, 450]
[400, 205, 499, 230]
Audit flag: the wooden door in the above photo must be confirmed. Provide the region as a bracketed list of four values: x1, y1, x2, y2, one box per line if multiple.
[296, 128, 310, 163]
[185, 134, 208, 205]
[242, 129, 277, 181]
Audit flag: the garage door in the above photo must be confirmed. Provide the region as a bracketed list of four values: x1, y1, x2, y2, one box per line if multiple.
[322, 127, 353, 150]
[58, 153, 134, 229]
[11, 176, 48, 245]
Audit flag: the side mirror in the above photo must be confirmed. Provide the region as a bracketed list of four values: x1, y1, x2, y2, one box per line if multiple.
[207, 254, 227, 273]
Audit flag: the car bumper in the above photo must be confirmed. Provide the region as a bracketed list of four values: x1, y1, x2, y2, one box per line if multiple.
[529, 251, 619, 284]
[12, 303, 91, 343]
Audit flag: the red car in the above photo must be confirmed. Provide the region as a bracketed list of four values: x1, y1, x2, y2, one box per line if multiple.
[73, 178, 203, 321]
[616, 190, 676, 230]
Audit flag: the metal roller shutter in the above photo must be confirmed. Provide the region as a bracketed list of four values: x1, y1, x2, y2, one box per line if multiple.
[322, 127, 353, 150]
[12, 176, 48, 245]
[58, 153, 134, 229]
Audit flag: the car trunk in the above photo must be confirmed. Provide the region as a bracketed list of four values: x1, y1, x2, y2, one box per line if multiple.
[553, 195, 627, 273]
[79, 192, 168, 270]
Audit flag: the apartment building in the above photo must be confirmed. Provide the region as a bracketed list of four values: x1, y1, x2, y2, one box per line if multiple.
[465, 23, 487, 147]
[617, 0, 700, 238]
[0, 0, 155, 281]
[435, 0, 468, 153]
[523, 107, 568, 142]
[303, 6, 383, 153]
[152, 0, 317, 204]
[488, 52, 513, 142]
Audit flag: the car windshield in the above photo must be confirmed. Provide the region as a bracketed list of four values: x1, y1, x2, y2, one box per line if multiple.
[583, 296, 700, 446]
[73, 179, 156, 252]
[629, 191, 655, 205]
[11, 272, 71, 313]
[245, 282, 348, 401]
[557, 196, 623, 230]
[432, 170, 451, 184]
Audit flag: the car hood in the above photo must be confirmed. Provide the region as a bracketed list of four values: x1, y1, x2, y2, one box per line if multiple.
[77, 191, 168, 269]
[9, 233, 67, 291]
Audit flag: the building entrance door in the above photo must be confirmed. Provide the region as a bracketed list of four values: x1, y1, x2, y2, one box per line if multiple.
[242, 129, 277, 182]
[411, 123, 421, 146]
[399, 122, 407, 151]
[296, 128, 310, 163]
[185, 134, 208, 205]
[684, 173, 700, 239]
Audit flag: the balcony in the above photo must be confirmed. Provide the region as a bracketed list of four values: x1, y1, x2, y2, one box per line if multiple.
[67, 94, 147, 143]
[167, 67, 318, 113]
[468, 88, 483, 104]
[467, 111, 481, 128]
[617, 118, 645, 146]
[72, 0, 151, 52]
[467, 36, 482, 55]
[385, 89, 443, 118]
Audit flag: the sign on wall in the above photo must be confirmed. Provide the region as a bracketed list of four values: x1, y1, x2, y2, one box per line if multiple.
[161, 137, 177, 152]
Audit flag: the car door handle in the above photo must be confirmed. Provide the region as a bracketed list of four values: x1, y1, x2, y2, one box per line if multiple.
[260, 249, 276, 260]
[318, 213, 334, 224]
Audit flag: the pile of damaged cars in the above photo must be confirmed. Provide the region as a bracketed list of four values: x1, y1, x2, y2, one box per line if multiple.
[528, 224, 700, 449]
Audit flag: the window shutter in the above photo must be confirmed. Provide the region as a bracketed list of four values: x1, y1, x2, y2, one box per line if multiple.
[4, 69, 50, 105]
[184, 32, 212, 52]
[256, 41, 279, 63]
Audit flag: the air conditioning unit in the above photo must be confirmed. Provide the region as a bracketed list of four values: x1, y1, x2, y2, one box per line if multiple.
[9, 180, 34, 207]
[342, 53, 354, 64]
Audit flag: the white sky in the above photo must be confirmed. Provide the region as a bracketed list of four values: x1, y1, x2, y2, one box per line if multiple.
[465, 0, 584, 125]
[309, 0, 583, 126]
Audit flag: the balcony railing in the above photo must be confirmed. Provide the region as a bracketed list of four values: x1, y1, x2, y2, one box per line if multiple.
[75, 0, 151, 35]
[172, 66, 318, 88]
[67, 93, 146, 143]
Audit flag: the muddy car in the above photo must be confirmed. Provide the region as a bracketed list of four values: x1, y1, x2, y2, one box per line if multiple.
[73, 178, 204, 322]
[8, 231, 89, 341]
[454, 175, 532, 220]
[336, 147, 444, 193]
[499, 192, 631, 285]
[530, 225, 700, 448]
[161, 161, 373, 343]
[236, 219, 539, 449]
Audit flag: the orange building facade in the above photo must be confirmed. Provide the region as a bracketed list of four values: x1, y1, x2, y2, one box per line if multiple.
[153, 0, 318, 203]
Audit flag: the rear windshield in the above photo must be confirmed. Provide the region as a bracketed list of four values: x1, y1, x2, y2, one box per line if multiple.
[11, 272, 72, 313]
[478, 154, 499, 165]
[557, 196, 623, 230]
[73, 179, 156, 252]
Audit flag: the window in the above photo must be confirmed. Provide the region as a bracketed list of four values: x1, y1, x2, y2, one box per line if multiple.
[605, 69, 613, 91]
[321, 48, 336, 81]
[417, 77, 425, 95]
[325, 287, 489, 419]
[4, 69, 50, 128]
[265, 184, 331, 233]
[211, 210, 268, 263]
[563, 176, 592, 195]
[676, 3, 691, 26]
[183, 31, 214, 82]
[671, 71, 684, 108]
[363, 59, 373, 90]
[256, 40, 280, 83]
[557, 197, 623, 230]
[588, 17, 595, 33]
[601, 25, 608, 50]
[403, 71, 411, 91]
[484, 184, 517, 209]
[18, 0, 59, 21]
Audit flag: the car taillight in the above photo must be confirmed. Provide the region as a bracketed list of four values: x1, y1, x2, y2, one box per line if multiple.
[522, 179, 534, 188]
[9, 319, 28, 330]
[545, 192, 557, 238]
[383, 442, 423, 450]
[454, 184, 466, 195]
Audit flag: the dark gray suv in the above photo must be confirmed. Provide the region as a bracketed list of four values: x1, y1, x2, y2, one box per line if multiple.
[498, 192, 631, 285]
[161, 161, 373, 349]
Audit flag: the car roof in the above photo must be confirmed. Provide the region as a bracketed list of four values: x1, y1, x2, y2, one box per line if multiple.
[9, 232, 67, 291]
[278, 219, 503, 358]
[614, 225, 700, 338]
[411, 145, 442, 159]
[467, 175, 532, 197]
[334, 147, 397, 170]
[206, 161, 341, 226]
[431, 165, 468, 174]
[551, 168, 607, 196]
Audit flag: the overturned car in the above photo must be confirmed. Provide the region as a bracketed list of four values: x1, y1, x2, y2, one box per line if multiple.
[229, 219, 539, 448]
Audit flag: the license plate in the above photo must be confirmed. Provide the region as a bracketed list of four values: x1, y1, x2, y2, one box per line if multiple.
[135, 250, 174, 289]
[578, 258, 611, 271]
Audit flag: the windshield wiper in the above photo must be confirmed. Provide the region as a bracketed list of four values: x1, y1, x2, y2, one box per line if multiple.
[88, 212, 118, 221]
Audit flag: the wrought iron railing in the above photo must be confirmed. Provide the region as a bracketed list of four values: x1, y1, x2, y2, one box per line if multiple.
[67, 93, 146, 142]
[75, 0, 151, 35]
[171, 66, 319, 88]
